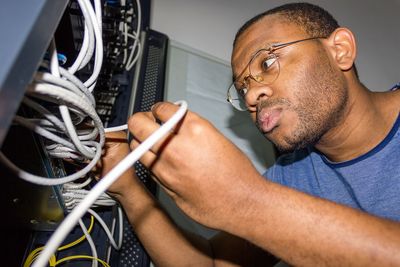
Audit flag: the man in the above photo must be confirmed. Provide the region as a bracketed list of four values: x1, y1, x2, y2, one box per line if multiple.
[101, 3, 400, 266]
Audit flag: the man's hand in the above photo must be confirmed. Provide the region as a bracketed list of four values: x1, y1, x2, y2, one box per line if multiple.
[97, 131, 140, 199]
[128, 102, 263, 231]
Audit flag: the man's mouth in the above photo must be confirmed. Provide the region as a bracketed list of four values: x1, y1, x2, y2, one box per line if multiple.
[257, 108, 282, 133]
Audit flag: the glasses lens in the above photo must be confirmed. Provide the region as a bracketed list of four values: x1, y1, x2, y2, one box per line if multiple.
[249, 51, 280, 85]
[227, 83, 248, 111]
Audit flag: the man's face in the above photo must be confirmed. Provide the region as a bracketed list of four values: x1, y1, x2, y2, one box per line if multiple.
[231, 15, 348, 153]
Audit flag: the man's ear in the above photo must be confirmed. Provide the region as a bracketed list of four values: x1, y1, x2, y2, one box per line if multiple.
[325, 27, 357, 71]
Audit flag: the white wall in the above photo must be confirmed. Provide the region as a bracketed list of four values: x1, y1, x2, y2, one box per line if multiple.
[151, 0, 400, 91]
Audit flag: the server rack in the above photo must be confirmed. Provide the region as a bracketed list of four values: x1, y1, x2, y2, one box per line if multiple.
[0, 1, 168, 266]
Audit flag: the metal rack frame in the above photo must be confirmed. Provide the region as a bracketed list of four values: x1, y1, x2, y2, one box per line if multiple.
[0, 0, 69, 147]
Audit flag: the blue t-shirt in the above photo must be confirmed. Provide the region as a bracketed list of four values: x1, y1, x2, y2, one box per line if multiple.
[264, 113, 400, 221]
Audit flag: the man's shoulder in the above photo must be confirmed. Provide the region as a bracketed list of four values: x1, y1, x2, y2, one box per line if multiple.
[264, 148, 316, 179]
[394, 89, 400, 109]
[390, 88, 400, 104]
[373, 89, 400, 120]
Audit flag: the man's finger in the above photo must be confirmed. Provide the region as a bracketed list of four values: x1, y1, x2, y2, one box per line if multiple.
[128, 110, 177, 154]
[130, 138, 178, 199]
[151, 101, 180, 121]
[129, 138, 157, 168]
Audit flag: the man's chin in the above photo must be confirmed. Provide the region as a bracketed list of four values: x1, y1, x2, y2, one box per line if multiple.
[264, 136, 297, 155]
[274, 135, 321, 155]
[274, 143, 297, 155]
[270, 135, 310, 155]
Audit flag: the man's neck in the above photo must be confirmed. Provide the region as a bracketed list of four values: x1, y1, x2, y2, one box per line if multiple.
[315, 83, 399, 162]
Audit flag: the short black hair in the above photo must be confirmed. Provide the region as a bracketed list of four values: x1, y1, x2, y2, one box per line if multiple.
[233, 2, 340, 47]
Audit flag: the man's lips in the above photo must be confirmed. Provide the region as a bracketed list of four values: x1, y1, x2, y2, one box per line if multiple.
[257, 108, 282, 133]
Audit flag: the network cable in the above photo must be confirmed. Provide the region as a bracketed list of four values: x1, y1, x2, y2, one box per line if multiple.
[78, 0, 104, 91]
[78, 218, 98, 267]
[88, 207, 123, 250]
[106, 205, 124, 263]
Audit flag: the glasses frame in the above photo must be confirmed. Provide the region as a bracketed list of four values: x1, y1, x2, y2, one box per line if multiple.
[227, 36, 326, 111]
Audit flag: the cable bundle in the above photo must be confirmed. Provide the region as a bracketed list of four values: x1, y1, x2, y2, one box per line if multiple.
[63, 179, 117, 211]
[0, 0, 105, 185]
[119, 0, 142, 70]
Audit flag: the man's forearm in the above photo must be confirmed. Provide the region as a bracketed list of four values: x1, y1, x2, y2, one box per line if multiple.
[114, 172, 213, 267]
[227, 178, 400, 267]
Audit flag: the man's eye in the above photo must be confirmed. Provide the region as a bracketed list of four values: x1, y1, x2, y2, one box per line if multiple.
[261, 57, 277, 71]
[238, 88, 248, 97]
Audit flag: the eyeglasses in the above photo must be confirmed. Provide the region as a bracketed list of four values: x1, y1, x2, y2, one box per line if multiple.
[227, 36, 325, 111]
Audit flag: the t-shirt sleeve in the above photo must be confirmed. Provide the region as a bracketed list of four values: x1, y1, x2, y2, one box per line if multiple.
[262, 148, 322, 197]
[262, 151, 303, 186]
[263, 162, 284, 185]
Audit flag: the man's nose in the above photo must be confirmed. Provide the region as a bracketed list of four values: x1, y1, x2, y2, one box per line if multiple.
[245, 80, 273, 112]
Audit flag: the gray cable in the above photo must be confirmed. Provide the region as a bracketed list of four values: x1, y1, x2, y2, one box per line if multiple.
[35, 72, 94, 107]
[59, 105, 96, 159]
[59, 67, 96, 106]
[77, 127, 99, 141]
[78, 218, 98, 267]
[22, 97, 66, 132]
[14, 116, 75, 150]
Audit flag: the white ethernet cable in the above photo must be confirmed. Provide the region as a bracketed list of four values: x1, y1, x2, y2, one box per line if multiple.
[59, 67, 96, 105]
[59, 106, 96, 158]
[22, 97, 66, 132]
[68, 0, 96, 74]
[68, 0, 97, 74]
[32, 100, 188, 267]
[93, 0, 102, 34]
[78, 0, 103, 91]
[125, 32, 142, 71]
[104, 124, 128, 132]
[36, 71, 96, 107]
[66, 0, 103, 89]
[78, 218, 98, 267]
[125, 0, 142, 71]
[106, 205, 124, 263]
[79, 0, 102, 76]
[120, 0, 131, 65]
[122, 19, 129, 65]
[12, 115, 77, 151]
[69, 22, 93, 74]
[88, 208, 123, 250]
